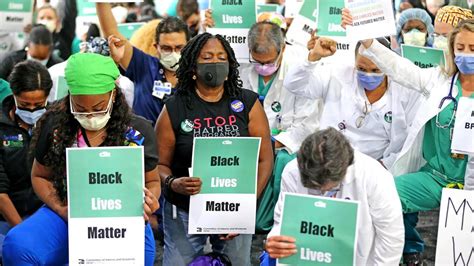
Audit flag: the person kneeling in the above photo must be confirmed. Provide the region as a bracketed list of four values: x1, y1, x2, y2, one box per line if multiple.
[262, 128, 404, 265]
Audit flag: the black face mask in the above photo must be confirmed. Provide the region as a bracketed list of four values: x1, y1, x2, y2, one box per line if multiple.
[196, 62, 229, 88]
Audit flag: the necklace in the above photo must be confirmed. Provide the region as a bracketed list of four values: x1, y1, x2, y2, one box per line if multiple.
[195, 88, 224, 102]
[88, 127, 107, 142]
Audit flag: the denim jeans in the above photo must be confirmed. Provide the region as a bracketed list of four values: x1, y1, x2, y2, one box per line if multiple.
[2, 206, 155, 266]
[163, 200, 252, 265]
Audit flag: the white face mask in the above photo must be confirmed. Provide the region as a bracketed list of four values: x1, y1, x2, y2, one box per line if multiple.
[160, 52, 181, 72]
[433, 35, 448, 51]
[38, 19, 56, 33]
[71, 94, 113, 131]
[402, 29, 427, 47]
[27, 54, 48, 66]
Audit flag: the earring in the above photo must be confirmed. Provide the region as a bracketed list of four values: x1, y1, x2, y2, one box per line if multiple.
[192, 75, 197, 80]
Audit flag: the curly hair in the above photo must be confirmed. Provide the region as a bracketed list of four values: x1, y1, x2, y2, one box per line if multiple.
[175, 32, 242, 108]
[30, 87, 131, 202]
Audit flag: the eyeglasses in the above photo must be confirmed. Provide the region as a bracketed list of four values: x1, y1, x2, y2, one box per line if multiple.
[70, 94, 113, 117]
[356, 101, 371, 128]
[248, 49, 283, 66]
[159, 45, 184, 55]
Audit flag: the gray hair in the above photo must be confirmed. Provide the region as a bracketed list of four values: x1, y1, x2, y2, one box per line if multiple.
[248, 21, 284, 55]
[297, 128, 354, 189]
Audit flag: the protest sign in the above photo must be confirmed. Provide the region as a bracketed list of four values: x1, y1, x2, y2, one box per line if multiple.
[188, 137, 260, 234]
[284, 0, 305, 18]
[67, 147, 145, 265]
[207, 0, 256, 63]
[55, 76, 69, 101]
[118, 22, 145, 39]
[285, 0, 318, 48]
[76, 0, 99, 38]
[345, 0, 396, 41]
[278, 193, 359, 266]
[450, 97, 474, 155]
[316, 0, 356, 65]
[257, 4, 279, 15]
[0, 0, 34, 32]
[435, 188, 473, 266]
[401, 45, 446, 69]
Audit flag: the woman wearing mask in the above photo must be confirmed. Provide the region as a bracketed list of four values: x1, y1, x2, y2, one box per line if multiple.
[2, 53, 160, 265]
[343, 10, 474, 264]
[156, 33, 273, 265]
[0, 61, 50, 256]
[432, 5, 473, 50]
[36, 2, 77, 60]
[395, 8, 435, 51]
[284, 35, 420, 170]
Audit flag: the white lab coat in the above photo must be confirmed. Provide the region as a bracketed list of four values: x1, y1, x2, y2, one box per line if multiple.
[268, 152, 404, 265]
[240, 44, 322, 153]
[360, 40, 473, 181]
[283, 60, 420, 169]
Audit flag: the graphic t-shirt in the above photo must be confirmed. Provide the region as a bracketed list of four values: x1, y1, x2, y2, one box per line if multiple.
[165, 89, 259, 211]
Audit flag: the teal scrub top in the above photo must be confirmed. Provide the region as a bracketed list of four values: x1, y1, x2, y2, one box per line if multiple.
[422, 80, 472, 182]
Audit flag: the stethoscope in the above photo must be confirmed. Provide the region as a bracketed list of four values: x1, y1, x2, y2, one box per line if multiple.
[435, 72, 459, 129]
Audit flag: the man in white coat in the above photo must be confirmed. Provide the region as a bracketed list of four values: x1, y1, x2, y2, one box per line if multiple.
[283, 35, 420, 169]
[262, 128, 404, 265]
[241, 20, 321, 153]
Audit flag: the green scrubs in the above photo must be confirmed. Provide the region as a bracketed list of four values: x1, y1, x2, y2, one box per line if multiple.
[396, 81, 471, 254]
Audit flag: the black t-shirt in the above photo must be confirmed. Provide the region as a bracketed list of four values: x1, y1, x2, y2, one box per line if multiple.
[165, 89, 258, 211]
[35, 114, 158, 197]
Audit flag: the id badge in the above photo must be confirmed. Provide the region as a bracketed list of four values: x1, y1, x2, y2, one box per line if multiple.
[152, 80, 172, 99]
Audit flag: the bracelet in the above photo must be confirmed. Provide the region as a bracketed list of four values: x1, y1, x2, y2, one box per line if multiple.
[165, 175, 176, 190]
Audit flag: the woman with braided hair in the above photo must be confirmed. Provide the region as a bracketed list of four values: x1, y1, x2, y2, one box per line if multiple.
[156, 32, 274, 265]
[2, 53, 160, 265]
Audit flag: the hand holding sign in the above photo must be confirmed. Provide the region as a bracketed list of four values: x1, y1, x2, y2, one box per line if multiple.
[341, 9, 373, 48]
[266, 235, 297, 259]
[203, 9, 215, 30]
[308, 32, 338, 62]
[171, 177, 202, 196]
[143, 188, 159, 222]
[56, 204, 68, 222]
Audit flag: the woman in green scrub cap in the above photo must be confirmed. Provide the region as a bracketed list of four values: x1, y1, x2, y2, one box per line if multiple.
[2, 53, 160, 266]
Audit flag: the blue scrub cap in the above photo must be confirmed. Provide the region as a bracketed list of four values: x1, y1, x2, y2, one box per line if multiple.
[396, 8, 434, 46]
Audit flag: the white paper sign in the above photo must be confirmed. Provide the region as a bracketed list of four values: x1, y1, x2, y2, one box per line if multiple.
[285, 0, 318, 48]
[451, 97, 474, 155]
[284, 0, 305, 17]
[344, 0, 396, 41]
[319, 36, 357, 65]
[0, 0, 34, 32]
[435, 188, 473, 266]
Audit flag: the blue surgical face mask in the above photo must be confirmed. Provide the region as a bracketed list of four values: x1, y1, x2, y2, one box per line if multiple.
[14, 97, 47, 125]
[356, 70, 385, 91]
[455, 53, 474, 75]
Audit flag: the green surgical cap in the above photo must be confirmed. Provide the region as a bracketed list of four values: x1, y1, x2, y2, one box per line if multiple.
[65, 53, 119, 95]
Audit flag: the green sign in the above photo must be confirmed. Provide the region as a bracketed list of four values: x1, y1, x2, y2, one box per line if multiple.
[210, 0, 256, 29]
[279, 193, 359, 265]
[257, 4, 278, 14]
[0, 0, 33, 12]
[77, 0, 96, 16]
[118, 22, 145, 40]
[401, 44, 446, 69]
[67, 147, 144, 218]
[298, 0, 318, 21]
[192, 137, 260, 194]
[55, 76, 69, 100]
[317, 0, 345, 37]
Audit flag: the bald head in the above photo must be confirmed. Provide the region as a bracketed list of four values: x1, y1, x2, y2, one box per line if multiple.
[248, 21, 284, 55]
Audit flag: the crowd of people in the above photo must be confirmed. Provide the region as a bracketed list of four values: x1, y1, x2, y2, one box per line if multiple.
[0, 0, 473, 265]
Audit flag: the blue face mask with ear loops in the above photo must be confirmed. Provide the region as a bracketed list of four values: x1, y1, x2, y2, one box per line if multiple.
[356, 71, 385, 91]
[455, 53, 474, 75]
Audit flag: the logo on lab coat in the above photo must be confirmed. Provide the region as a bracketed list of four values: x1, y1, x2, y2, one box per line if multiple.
[384, 111, 392, 123]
